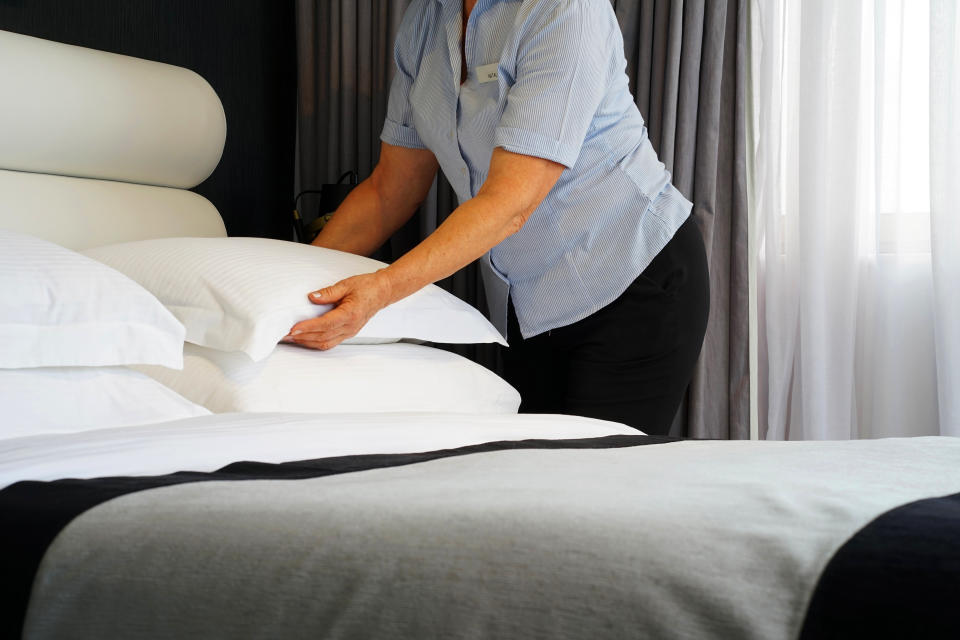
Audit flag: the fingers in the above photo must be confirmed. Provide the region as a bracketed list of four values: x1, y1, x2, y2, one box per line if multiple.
[285, 304, 359, 350]
[287, 315, 339, 338]
[285, 329, 353, 351]
[283, 318, 353, 349]
[289, 301, 353, 336]
[289, 273, 388, 351]
[308, 281, 347, 305]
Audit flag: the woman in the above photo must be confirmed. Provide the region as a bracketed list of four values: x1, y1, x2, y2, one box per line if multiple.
[286, 0, 709, 435]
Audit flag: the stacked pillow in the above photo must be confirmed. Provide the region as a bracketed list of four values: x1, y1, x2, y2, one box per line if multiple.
[135, 342, 520, 415]
[80, 235, 519, 415]
[1, 230, 210, 438]
[83, 236, 507, 360]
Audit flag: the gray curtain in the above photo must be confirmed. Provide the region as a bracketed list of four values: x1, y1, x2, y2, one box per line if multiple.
[614, 0, 749, 439]
[295, 0, 749, 439]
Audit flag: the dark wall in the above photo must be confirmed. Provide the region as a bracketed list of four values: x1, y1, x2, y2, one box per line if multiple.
[0, 0, 296, 239]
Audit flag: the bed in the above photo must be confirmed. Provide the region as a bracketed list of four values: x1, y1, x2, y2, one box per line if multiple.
[2, 28, 959, 640]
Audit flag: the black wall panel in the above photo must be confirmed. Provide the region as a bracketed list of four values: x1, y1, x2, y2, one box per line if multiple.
[0, 0, 296, 239]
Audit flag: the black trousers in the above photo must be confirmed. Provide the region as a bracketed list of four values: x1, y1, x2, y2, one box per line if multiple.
[501, 215, 710, 436]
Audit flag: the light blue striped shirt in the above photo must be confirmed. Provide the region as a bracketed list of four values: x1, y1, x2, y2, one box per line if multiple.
[381, 0, 693, 339]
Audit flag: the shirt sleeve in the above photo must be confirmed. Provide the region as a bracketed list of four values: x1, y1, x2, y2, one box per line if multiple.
[380, 3, 428, 150]
[494, 0, 613, 168]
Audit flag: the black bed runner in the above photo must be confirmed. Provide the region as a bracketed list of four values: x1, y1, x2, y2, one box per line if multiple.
[0, 433, 673, 637]
[800, 491, 960, 639]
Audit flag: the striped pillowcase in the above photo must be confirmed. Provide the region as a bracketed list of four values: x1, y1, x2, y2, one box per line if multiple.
[84, 236, 506, 362]
[0, 230, 184, 369]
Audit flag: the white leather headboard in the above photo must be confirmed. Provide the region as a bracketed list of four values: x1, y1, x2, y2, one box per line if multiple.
[0, 30, 228, 248]
[0, 170, 226, 251]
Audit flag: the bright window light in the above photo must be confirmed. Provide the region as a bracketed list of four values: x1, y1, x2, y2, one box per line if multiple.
[877, 0, 931, 254]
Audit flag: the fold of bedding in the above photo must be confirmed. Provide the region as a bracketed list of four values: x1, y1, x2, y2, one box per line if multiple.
[0, 411, 641, 488]
[9, 434, 960, 640]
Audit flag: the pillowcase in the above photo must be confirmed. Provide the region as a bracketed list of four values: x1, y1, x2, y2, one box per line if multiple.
[0, 230, 185, 369]
[84, 237, 507, 361]
[1, 366, 210, 440]
[135, 342, 521, 415]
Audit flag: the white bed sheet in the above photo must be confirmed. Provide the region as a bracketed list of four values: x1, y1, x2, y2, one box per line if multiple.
[0, 411, 640, 488]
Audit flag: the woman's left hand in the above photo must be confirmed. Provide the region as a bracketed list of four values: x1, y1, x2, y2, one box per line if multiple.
[284, 271, 393, 350]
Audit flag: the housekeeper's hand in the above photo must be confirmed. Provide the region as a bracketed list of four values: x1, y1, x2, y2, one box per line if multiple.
[283, 271, 393, 350]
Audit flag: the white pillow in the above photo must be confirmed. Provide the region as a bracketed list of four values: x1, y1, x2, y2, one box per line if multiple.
[0, 366, 210, 439]
[0, 230, 185, 369]
[135, 342, 521, 415]
[84, 237, 507, 361]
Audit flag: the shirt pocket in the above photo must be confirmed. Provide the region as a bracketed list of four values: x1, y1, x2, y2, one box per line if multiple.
[615, 139, 670, 202]
[408, 55, 456, 154]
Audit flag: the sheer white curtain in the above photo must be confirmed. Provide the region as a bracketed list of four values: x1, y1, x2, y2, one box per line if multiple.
[930, 1, 960, 437]
[750, 0, 959, 439]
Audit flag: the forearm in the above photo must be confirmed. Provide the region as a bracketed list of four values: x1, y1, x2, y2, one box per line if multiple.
[378, 148, 565, 305]
[312, 143, 439, 257]
[310, 178, 391, 256]
[379, 193, 523, 304]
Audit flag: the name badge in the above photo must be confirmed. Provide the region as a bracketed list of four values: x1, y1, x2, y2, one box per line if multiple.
[477, 63, 499, 84]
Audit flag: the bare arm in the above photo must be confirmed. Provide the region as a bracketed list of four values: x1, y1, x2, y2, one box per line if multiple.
[311, 142, 439, 256]
[287, 147, 565, 349]
[378, 147, 563, 303]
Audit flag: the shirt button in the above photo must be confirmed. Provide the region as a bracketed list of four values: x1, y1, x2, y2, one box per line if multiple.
[449, 131, 455, 140]
[461, 168, 467, 175]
